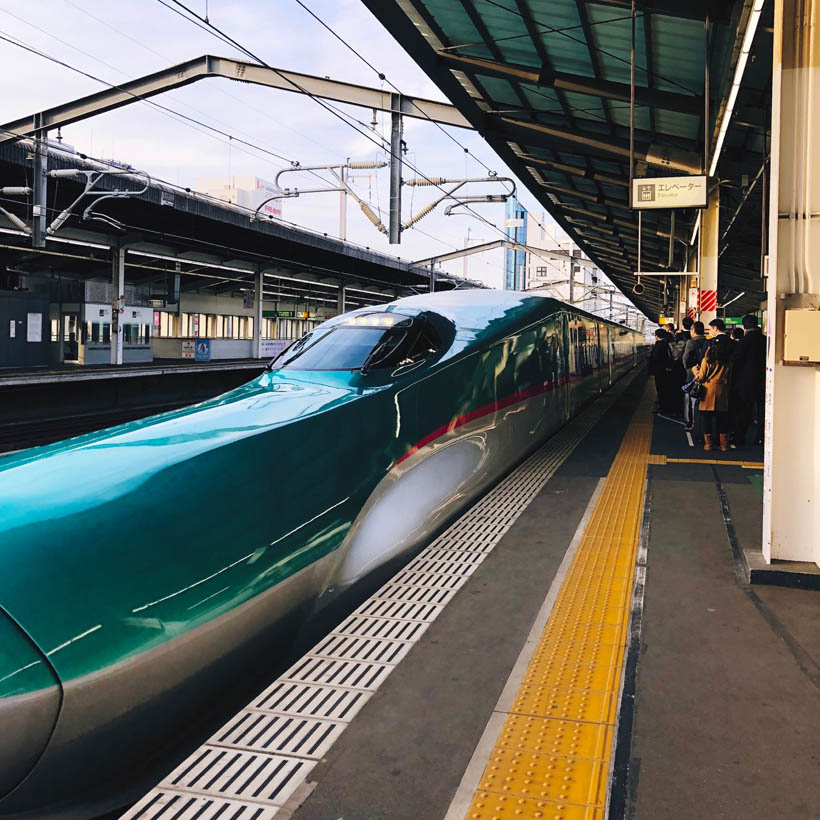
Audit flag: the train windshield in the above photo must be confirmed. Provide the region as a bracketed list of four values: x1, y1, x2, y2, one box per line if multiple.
[274, 312, 419, 371]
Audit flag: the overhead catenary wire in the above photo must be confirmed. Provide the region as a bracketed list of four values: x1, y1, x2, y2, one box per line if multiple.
[57, 0, 353, 161]
[155, 0, 533, 252]
[290, 0, 497, 175]
[0, 29, 299, 168]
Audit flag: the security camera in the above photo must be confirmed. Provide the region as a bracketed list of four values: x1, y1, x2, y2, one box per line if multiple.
[632, 281, 645, 295]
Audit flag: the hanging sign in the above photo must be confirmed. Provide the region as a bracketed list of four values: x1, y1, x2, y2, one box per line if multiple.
[632, 175, 707, 210]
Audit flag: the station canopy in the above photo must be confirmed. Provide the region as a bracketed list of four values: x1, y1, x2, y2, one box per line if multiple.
[363, 0, 771, 320]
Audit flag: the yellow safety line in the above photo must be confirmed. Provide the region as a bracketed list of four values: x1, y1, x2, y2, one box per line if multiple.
[651, 455, 764, 469]
[463, 385, 656, 820]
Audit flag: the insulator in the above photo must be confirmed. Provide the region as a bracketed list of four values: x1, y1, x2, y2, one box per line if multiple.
[405, 177, 446, 187]
[359, 202, 388, 234]
[0, 208, 30, 233]
[0, 187, 32, 196]
[402, 200, 438, 229]
[347, 161, 386, 169]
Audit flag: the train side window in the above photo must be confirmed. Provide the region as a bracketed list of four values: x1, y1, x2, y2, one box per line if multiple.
[402, 322, 441, 362]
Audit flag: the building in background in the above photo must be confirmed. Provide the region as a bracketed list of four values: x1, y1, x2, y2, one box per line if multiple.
[195, 176, 284, 220]
[504, 194, 527, 290]
[503, 198, 642, 328]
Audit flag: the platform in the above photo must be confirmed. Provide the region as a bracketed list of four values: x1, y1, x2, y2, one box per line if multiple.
[0, 359, 265, 387]
[120, 372, 819, 820]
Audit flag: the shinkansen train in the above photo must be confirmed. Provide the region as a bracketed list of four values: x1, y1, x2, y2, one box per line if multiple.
[0, 290, 646, 819]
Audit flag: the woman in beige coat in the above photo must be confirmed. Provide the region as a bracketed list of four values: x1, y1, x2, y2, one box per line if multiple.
[693, 333, 733, 451]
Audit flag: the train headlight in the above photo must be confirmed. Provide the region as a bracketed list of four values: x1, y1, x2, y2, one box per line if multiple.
[340, 313, 412, 328]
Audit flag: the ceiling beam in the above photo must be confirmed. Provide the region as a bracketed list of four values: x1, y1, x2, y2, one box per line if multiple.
[589, 0, 732, 23]
[436, 52, 703, 115]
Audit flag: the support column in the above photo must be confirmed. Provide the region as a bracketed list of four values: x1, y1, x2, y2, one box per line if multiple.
[110, 245, 125, 365]
[389, 98, 403, 245]
[763, 0, 820, 566]
[252, 268, 263, 358]
[698, 186, 719, 323]
[337, 283, 346, 316]
[686, 247, 698, 319]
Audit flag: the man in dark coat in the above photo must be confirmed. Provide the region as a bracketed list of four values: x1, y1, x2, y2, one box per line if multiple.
[648, 329, 677, 414]
[731, 314, 766, 444]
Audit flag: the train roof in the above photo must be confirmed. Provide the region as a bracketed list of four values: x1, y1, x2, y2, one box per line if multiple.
[381, 290, 640, 336]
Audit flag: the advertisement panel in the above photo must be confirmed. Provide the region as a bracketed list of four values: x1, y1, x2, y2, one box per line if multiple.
[259, 339, 291, 359]
[195, 339, 211, 362]
[181, 339, 196, 359]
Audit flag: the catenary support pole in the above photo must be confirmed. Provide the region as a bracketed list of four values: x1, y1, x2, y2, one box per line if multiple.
[339, 165, 347, 242]
[337, 282, 346, 315]
[389, 99, 403, 244]
[110, 244, 125, 365]
[252, 267, 263, 358]
[32, 115, 47, 248]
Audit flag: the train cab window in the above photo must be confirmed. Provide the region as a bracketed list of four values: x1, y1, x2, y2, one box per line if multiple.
[273, 312, 427, 372]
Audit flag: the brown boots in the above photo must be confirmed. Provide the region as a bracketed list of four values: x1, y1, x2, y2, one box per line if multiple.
[704, 434, 729, 451]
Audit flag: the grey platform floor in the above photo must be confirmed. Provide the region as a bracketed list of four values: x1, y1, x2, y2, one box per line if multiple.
[286, 379, 820, 820]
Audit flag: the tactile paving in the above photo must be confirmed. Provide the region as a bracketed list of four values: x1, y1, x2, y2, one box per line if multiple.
[464, 385, 654, 819]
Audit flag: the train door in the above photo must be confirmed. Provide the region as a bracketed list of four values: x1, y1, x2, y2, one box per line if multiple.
[599, 322, 612, 390]
[560, 312, 572, 422]
[539, 313, 566, 432]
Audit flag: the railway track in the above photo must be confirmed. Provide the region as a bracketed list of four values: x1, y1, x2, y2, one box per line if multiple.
[0, 401, 191, 454]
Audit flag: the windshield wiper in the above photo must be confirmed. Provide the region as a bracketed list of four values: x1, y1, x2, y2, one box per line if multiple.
[359, 341, 389, 376]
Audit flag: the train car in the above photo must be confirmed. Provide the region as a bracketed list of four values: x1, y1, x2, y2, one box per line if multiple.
[0, 290, 646, 819]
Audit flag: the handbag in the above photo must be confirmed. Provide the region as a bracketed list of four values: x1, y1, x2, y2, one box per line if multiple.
[682, 379, 705, 400]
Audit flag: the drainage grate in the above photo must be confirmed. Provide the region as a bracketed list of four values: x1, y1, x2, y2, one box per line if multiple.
[167, 748, 311, 806]
[251, 682, 370, 722]
[126, 790, 281, 820]
[211, 712, 343, 760]
[120, 373, 637, 820]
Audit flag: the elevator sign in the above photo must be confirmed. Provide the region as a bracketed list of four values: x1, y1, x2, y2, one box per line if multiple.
[632, 175, 707, 210]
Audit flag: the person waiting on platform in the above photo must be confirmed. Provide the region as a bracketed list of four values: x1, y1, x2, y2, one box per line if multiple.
[666, 324, 687, 413]
[693, 324, 733, 451]
[731, 326, 745, 342]
[682, 320, 708, 433]
[648, 329, 677, 415]
[677, 316, 693, 342]
[731, 314, 766, 446]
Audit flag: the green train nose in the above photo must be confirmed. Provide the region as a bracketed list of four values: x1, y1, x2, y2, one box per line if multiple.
[0, 611, 61, 799]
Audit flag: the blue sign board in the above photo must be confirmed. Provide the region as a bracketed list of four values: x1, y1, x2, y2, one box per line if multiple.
[195, 339, 211, 362]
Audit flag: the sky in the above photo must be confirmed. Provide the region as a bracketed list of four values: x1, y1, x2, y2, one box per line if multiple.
[0, 0, 576, 289]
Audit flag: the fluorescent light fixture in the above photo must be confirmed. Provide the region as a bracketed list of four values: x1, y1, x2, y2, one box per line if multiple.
[708, 0, 765, 177]
[689, 212, 701, 246]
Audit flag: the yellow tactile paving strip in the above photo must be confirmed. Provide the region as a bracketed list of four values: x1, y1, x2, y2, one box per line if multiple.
[464, 385, 655, 820]
[649, 454, 764, 468]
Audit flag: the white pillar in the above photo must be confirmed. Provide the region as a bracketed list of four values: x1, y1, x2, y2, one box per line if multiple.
[252, 268, 263, 358]
[763, 0, 820, 566]
[110, 245, 124, 365]
[698, 185, 719, 324]
[337, 283, 346, 316]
